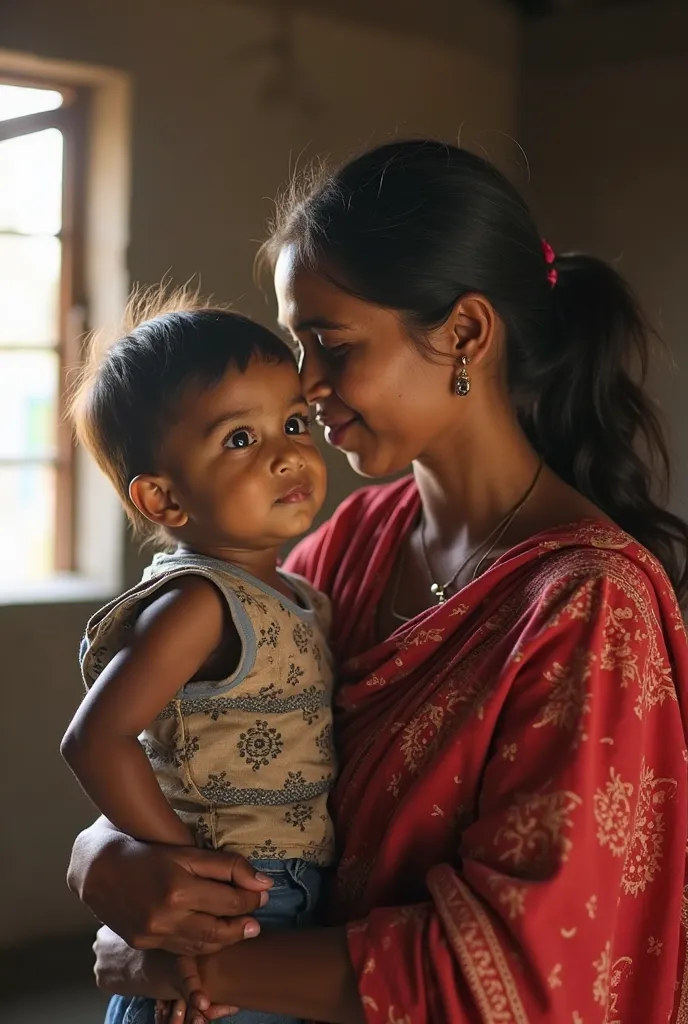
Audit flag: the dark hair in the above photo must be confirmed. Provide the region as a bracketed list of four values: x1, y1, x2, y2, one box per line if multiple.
[72, 286, 292, 537]
[259, 139, 688, 606]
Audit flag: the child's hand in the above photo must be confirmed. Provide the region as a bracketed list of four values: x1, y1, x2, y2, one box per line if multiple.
[153, 999, 173, 1024]
[154, 999, 186, 1023]
[200, 1003, 239, 1021]
[157, 997, 238, 1023]
[173, 954, 238, 1023]
[178, 953, 205, 1010]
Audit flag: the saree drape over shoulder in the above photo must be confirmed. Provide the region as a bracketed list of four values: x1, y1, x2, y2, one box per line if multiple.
[285, 477, 688, 1024]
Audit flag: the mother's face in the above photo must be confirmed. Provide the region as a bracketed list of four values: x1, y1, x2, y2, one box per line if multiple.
[274, 244, 459, 479]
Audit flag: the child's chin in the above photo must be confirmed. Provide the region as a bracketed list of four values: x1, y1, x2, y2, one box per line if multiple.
[274, 505, 318, 536]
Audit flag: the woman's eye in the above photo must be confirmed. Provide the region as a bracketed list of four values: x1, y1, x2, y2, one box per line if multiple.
[323, 342, 351, 362]
[224, 428, 256, 449]
[285, 414, 311, 436]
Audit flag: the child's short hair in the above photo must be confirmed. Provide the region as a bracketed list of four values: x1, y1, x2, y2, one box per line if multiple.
[72, 285, 294, 537]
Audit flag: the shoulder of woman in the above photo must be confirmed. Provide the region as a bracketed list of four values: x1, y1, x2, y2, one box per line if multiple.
[523, 536, 683, 648]
[505, 540, 688, 743]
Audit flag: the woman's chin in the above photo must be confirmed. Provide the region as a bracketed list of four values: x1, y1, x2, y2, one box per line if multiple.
[343, 446, 410, 481]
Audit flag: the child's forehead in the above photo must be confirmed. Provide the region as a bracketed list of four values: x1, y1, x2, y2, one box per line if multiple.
[183, 357, 303, 420]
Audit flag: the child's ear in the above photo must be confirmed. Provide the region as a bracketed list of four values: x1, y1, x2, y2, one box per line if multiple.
[129, 475, 188, 529]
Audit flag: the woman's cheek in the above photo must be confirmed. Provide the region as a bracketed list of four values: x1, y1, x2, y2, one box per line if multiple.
[344, 375, 385, 417]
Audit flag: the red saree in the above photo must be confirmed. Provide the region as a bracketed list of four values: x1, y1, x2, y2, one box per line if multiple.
[284, 476, 688, 1024]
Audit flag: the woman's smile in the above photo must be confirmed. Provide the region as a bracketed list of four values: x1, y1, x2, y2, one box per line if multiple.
[316, 412, 360, 448]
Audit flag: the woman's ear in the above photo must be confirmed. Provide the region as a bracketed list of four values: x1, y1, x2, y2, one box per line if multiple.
[129, 475, 189, 529]
[450, 294, 497, 367]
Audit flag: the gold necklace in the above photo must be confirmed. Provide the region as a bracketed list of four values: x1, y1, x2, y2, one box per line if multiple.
[420, 461, 543, 605]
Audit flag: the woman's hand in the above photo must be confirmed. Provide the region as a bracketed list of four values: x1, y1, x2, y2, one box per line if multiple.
[68, 818, 271, 956]
[93, 926, 179, 1000]
[92, 933, 239, 1024]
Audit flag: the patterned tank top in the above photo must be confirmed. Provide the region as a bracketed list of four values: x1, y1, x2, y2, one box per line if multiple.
[80, 551, 336, 865]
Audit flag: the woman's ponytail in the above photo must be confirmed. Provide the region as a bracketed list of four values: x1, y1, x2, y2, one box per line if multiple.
[519, 253, 688, 606]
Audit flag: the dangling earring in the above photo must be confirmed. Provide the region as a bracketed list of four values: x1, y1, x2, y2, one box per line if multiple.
[454, 355, 471, 397]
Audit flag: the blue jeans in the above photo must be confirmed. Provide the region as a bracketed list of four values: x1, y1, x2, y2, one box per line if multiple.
[105, 859, 321, 1024]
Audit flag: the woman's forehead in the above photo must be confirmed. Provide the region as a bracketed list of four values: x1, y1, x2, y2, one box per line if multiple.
[274, 245, 359, 331]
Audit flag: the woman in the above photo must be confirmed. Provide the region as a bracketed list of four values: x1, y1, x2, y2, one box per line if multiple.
[70, 140, 688, 1023]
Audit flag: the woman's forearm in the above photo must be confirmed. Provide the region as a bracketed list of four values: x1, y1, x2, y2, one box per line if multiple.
[201, 927, 364, 1024]
[67, 816, 120, 900]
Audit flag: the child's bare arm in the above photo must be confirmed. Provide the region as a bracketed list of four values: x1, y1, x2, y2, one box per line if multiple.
[62, 576, 228, 847]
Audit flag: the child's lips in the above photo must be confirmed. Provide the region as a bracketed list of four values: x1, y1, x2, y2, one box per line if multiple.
[275, 483, 313, 504]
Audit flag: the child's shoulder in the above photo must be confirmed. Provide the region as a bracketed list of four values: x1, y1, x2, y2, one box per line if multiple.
[81, 555, 231, 686]
[134, 571, 225, 631]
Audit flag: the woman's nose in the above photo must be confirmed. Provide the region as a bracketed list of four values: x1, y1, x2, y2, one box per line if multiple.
[300, 345, 333, 405]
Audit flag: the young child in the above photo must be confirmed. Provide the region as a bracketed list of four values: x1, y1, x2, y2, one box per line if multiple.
[62, 290, 335, 1024]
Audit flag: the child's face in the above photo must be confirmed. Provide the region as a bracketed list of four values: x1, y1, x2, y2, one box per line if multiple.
[149, 358, 326, 550]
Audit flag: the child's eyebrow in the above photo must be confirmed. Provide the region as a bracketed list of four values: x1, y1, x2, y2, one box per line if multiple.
[204, 408, 258, 435]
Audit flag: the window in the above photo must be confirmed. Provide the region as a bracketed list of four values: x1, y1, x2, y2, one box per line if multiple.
[0, 77, 89, 585]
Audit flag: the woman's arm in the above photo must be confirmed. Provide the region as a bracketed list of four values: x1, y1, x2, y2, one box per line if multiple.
[62, 577, 226, 846]
[94, 926, 364, 1024]
[200, 928, 363, 1024]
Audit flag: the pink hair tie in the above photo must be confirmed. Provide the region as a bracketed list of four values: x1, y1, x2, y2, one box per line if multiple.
[542, 239, 558, 287]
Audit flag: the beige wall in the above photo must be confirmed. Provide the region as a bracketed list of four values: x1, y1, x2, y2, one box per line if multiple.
[0, 0, 519, 945]
[522, 1, 688, 520]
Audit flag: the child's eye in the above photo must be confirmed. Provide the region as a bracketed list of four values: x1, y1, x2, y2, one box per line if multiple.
[285, 414, 311, 436]
[223, 427, 257, 449]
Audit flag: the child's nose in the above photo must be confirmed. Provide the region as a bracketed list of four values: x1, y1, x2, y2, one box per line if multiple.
[272, 440, 306, 473]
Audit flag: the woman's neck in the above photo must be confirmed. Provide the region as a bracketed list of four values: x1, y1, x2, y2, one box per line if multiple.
[412, 400, 541, 551]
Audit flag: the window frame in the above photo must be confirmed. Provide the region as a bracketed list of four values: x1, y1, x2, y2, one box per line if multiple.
[0, 73, 90, 575]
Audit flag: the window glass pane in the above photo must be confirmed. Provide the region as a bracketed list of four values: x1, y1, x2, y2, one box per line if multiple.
[0, 128, 63, 234]
[0, 350, 58, 458]
[0, 84, 63, 122]
[0, 464, 55, 583]
[0, 235, 61, 344]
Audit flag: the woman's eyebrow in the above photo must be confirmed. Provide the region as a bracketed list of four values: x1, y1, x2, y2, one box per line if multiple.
[280, 317, 351, 333]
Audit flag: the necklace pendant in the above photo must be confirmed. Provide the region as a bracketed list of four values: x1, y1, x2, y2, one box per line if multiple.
[430, 582, 446, 604]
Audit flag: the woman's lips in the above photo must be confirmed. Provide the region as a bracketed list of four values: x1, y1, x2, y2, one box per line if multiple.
[321, 417, 358, 447]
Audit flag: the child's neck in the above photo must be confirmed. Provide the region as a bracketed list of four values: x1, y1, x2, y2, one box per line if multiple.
[176, 541, 290, 597]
